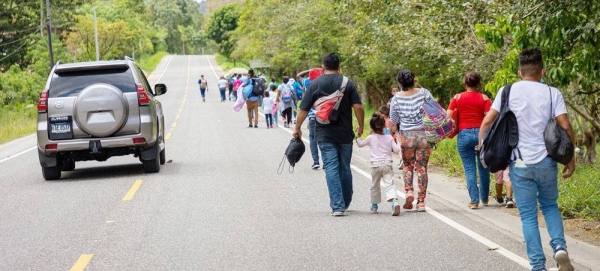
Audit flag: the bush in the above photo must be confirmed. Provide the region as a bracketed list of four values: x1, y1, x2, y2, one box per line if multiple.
[429, 138, 464, 176]
[138, 51, 169, 74]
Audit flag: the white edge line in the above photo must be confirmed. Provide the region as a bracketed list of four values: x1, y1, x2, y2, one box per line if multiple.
[276, 124, 530, 269]
[153, 55, 174, 84]
[0, 146, 36, 164]
[207, 55, 220, 79]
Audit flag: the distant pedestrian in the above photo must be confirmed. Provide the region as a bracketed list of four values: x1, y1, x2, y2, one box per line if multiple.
[262, 91, 274, 129]
[479, 48, 575, 271]
[446, 71, 492, 209]
[198, 74, 208, 102]
[389, 69, 433, 212]
[277, 76, 296, 128]
[356, 113, 401, 216]
[232, 74, 242, 100]
[494, 167, 515, 208]
[218, 75, 228, 102]
[269, 84, 279, 127]
[227, 75, 235, 100]
[241, 69, 260, 128]
[293, 52, 365, 216]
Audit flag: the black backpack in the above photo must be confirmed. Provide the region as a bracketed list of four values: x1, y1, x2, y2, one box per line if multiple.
[479, 84, 521, 173]
[251, 77, 265, 96]
[278, 138, 305, 173]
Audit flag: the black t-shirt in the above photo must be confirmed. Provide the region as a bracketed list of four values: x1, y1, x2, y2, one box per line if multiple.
[300, 74, 361, 144]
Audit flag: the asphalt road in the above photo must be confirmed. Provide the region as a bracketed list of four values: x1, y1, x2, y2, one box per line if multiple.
[0, 55, 596, 271]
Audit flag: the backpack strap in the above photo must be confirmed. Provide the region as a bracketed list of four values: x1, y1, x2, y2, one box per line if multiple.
[332, 76, 349, 110]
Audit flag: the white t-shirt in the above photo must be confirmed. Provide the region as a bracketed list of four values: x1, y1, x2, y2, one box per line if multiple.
[262, 97, 274, 114]
[491, 81, 567, 164]
[218, 79, 228, 88]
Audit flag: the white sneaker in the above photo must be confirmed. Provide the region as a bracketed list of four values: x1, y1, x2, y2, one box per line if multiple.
[554, 249, 574, 271]
[392, 201, 400, 216]
[330, 211, 345, 217]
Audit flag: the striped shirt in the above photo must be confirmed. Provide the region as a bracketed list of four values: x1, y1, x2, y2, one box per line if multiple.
[390, 88, 432, 131]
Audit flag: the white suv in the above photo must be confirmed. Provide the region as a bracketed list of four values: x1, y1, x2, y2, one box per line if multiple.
[36, 57, 167, 180]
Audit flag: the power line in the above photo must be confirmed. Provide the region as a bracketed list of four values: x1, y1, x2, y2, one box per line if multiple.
[0, 25, 41, 35]
[0, 42, 27, 62]
[0, 29, 40, 48]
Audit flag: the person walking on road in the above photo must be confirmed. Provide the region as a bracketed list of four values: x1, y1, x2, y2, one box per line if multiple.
[356, 113, 401, 216]
[218, 75, 228, 102]
[241, 69, 260, 128]
[198, 74, 208, 102]
[278, 76, 297, 128]
[446, 71, 492, 209]
[479, 48, 575, 271]
[389, 70, 433, 212]
[293, 53, 365, 217]
[494, 167, 515, 208]
[262, 91, 274, 129]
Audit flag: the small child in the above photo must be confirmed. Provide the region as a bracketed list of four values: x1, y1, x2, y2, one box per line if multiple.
[270, 84, 279, 126]
[494, 167, 515, 208]
[356, 113, 402, 216]
[262, 91, 274, 128]
[380, 105, 402, 169]
[387, 84, 400, 107]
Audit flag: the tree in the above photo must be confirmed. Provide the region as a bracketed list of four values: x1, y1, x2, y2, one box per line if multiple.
[207, 4, 239, 57]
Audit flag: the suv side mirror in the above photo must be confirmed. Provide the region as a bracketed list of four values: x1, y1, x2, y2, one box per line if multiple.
[155, 84, 167, 96]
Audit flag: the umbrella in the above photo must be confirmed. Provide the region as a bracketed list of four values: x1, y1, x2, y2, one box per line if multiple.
[225, 67, 248, 77]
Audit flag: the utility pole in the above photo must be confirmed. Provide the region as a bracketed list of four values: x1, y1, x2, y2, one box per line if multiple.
[93, 7, 99, 61]
[45, 0, 54, 68]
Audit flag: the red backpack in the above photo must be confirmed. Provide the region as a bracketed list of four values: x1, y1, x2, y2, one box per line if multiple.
[313, 76, 348, 124]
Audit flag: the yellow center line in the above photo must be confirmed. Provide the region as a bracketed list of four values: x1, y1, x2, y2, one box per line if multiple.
[70, 254, 93, 271]
[171, 122, 177, 128]
[165, 133, 171, 140]
[176, 114, 180, 119]
[122, 179, 143, 201]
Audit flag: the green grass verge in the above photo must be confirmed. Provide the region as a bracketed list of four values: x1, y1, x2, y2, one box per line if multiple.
[0, 106, 37, 144]
[138, 51, 169, 74]
[353, 106, 375, 138]
[214, 53, 250, 72]
[430, 138, 600, 221]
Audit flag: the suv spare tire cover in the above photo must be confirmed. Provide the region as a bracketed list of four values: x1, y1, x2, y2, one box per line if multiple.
[74, 83, 129, 137]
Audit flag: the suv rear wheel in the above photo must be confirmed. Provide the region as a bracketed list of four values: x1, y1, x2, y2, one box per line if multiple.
[142, 142, 161, 173]
[42, 165, 61, 180]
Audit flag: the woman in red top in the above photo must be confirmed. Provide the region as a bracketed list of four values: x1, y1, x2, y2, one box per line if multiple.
[447, 71, 492, 209]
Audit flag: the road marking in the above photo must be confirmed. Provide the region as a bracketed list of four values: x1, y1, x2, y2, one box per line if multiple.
[122, 179, 143, 201]
[153, 55, 174, 84]
[277, 124, 530, 269]
[207, 55, 220, 79]
[165, 133, 171, 140]
[171, 122, 177, 128]
[0, 146, 36, 164]
[70, 254, 93, 271]
[176, 114, 180, 119]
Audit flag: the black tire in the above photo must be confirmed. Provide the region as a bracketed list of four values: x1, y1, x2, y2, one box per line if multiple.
[159, 147, 166, 165]
[142, 144, 160, 173]
[42, 165, 61, 180]
[62, 159, 75, 171]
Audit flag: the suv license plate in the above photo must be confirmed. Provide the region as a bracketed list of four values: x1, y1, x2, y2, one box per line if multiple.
[51, 123, 71, 133]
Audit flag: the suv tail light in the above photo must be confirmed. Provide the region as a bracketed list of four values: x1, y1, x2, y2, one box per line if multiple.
[37, 89, 49, 113]
[137, 84, 150, 105]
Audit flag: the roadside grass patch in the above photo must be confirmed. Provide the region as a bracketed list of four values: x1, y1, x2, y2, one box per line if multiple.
[353, 106, 375, 138]
[558, 162, 600, 220]
[138, 51, 168, 73]
[214, 54, 249, 71]
[429, 138, 464, 176]
[0, 106, 37, 144]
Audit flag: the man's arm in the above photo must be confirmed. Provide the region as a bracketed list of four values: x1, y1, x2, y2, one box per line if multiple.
[293, 109, 309, 139]
[478, 109, 499, 146]
[296, 69, 310, 81]
[556, 113, 576, 178]
[353, 103, 364, 138]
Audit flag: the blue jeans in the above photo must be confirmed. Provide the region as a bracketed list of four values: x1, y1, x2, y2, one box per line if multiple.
[457, 128, 490, 204]
[200, 88, 206, 98]
[219, 87, 226, 101]
[318, 142, 353, 212]
[510, 157, 566, 271]
[308, 118, 319, 165]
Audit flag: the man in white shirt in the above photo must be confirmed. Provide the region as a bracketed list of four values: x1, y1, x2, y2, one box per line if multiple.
[479, 48, 575, 271]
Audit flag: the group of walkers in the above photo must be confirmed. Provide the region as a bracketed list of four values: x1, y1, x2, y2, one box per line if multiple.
[200, 49, 576, 271]
[291, 50, 575, 271]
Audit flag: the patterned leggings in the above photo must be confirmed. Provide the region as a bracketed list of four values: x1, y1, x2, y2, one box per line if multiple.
[399, 130, 432, 202]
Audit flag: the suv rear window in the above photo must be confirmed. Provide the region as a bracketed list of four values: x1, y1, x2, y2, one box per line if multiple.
[49, 68, 136, 98]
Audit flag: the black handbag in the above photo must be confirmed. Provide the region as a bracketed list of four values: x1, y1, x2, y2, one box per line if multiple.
[544, 88, 574, 165]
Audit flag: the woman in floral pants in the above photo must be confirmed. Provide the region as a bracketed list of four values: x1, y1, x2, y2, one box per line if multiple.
[390, 69, 433, 212]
